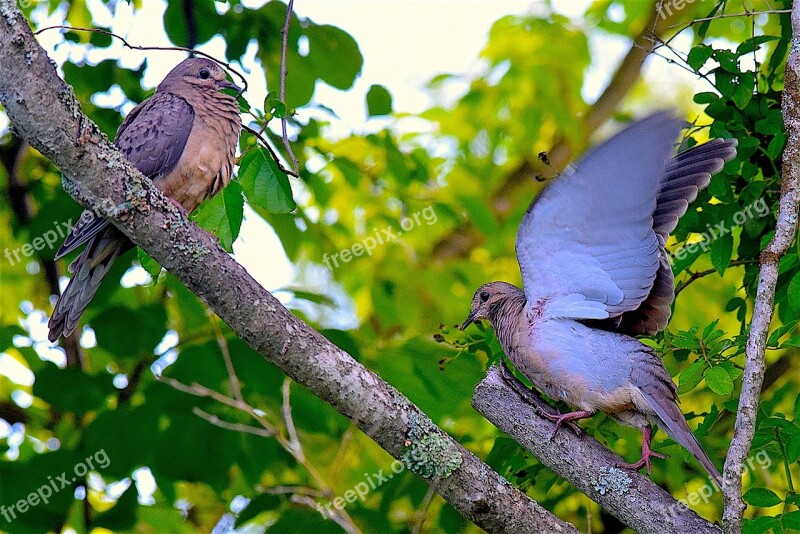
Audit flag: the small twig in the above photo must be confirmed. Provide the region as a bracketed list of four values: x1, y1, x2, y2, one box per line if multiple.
[332, 423, 357, 486]
[293, 494, 360, 534]
[279, 0, 300, 175]
[241, 123, 299, 177]
[668, 9, 791, 29]
[264, 485, 324, 497]
[193, 406, 276, 438]
[33, 25, 248, 93]
[208, 311, 244, 404]
[674, 259, 758, 296]
[412, 483, 438, 534]
[282, 378, 303, 459]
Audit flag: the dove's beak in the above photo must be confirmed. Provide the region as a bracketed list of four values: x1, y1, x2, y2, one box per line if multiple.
[218, 79, 244, 96]
[460, 310, 478, 330]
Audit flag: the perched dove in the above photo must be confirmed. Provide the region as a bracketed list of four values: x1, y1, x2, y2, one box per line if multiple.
[48, 58, 242, 342]
[462, 112, 736, 485]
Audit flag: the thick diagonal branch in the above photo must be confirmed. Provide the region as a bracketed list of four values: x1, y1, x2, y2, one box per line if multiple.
[0, 3, 574, 531]
[721, 5, 800, 532]
[473, 366, 720, 534]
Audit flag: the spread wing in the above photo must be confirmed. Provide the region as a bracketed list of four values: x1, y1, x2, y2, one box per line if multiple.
[55, 93, 195, 260]
[515, 112, 682, 321]
[615, 137, 738, 335]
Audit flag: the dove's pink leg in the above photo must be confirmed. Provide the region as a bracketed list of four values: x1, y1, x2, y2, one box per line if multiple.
[498, 359, 589, 436]
[616, 426, 667, 475]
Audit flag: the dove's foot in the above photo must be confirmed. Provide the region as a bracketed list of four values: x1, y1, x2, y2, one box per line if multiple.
[545, 410, 593, 440]
[615, 426, 667, 475]
[497, 360, 588, 437]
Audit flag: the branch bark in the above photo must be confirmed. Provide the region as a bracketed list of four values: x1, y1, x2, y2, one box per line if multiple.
[473, 366, 721, 534]
[0, 3, 575, 531]
[721, 3, 800, 531]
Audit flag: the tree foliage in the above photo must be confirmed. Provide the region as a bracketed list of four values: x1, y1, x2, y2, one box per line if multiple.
[0, 0, 798, 532]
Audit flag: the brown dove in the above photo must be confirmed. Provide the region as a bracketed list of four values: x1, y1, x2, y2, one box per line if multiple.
[462, 112, 736, 485]
[48, 57, 242, 342]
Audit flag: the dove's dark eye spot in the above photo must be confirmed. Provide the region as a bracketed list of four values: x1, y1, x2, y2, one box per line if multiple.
[199, 69, 210, 79]
[480, 291, 490, 303]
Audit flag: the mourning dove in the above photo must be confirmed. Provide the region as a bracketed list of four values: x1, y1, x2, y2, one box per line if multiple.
[48, 57, 242, 342]
[462, 112, 737, 485]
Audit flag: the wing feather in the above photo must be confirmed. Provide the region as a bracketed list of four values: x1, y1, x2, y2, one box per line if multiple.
[54, 92, 195, 259]
[516, 112, 682, 320]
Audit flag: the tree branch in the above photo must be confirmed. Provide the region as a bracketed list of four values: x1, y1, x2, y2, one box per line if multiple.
[721, 3, 800, 531]
[0, 4, 576, 531]
[473, 365, 721, 534]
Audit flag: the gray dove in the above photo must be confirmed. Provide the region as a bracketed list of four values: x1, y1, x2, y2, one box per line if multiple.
[462, 112, 736, 485]
[48, 58, 242, 342]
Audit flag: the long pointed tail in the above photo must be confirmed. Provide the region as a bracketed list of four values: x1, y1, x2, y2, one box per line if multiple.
[632, 360, 723, 486]
[48, 228, 128, 342]
[637, 378, 722, 487]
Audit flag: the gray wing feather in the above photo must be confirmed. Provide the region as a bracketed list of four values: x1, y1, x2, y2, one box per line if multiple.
[54, 92, 194, 259]
[615, 137, 738, 335]
[516, 112, 682, 320]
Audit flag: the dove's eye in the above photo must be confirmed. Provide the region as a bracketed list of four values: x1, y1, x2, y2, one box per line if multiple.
[480, 291, 490, 303]
[199, 69, 210, 79]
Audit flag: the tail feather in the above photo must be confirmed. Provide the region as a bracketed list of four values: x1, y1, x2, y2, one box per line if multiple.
[632, 362, 723, 486]
[48, 228, 128, 342]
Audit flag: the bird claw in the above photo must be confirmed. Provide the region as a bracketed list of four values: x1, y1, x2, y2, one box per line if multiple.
[615, 451, 668, 475]
[537, 410, 584, 439]
[615, 426, 668, 475]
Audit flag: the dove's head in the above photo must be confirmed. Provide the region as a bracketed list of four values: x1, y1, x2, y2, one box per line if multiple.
[461, 281, 523, 330]
[158, 58, 243, 95]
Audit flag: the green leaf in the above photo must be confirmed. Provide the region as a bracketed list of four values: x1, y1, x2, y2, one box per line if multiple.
[266, 97, 288, 118]
[705, 366, 734, 396]
[137, 249, 163, 281]
[710, 233, 733, 276]
[91, 483, 138, 530]
[788, 274, 800, 311]
[93, 304, 167, 357]
[678, 360, 706, 394]
[235, 493, 283, 527]
[687, 45, 714, 71]
[694, 91, 719, 104]
[192, 181, 245, 252]
[743, 487, 782, 507]
[33, 363, 114, 415]
[737, 35, 780, 56]
[768, 132, 787, 160]
[672, 330, 701, 351]
[238, 148, 296, 214]
[786, 432, 800, 463]
[306, 24, 364, 90]
[783, 510, 800, 529]
[366, 84, 393, 116]
[731, 72, 755, 109]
